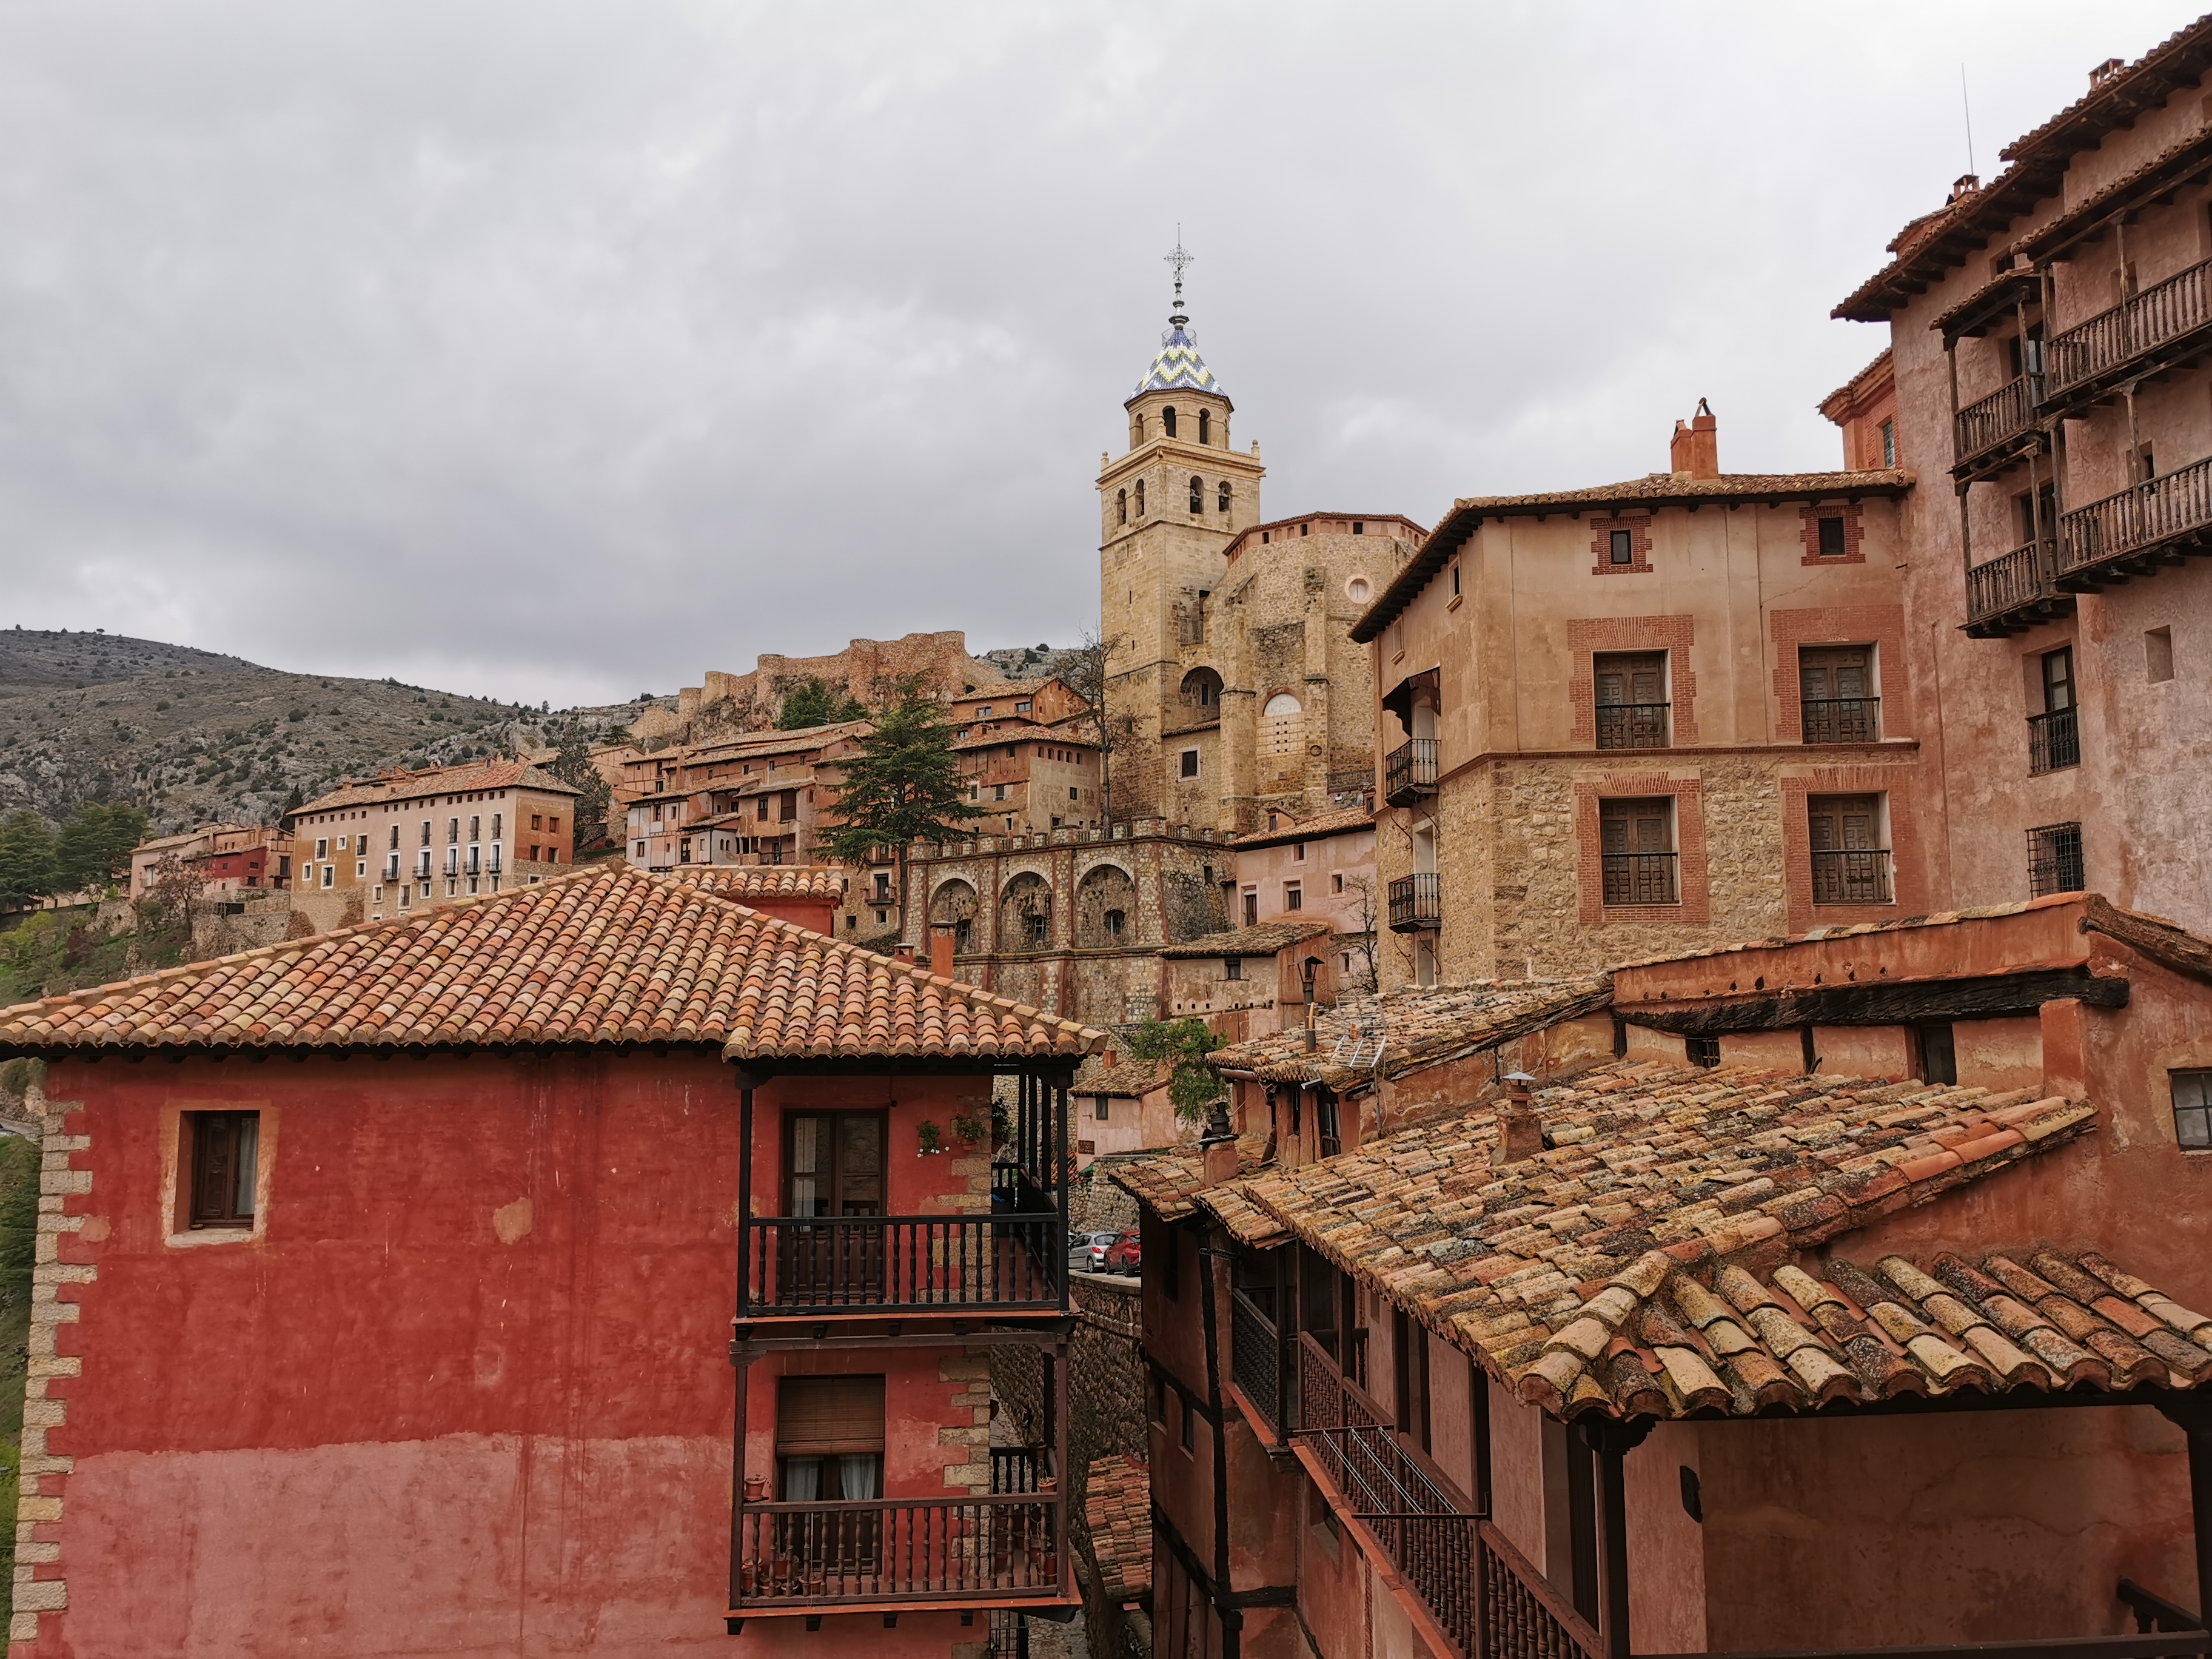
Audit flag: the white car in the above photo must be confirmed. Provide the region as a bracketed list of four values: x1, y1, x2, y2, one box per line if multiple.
[1068, 1231, 1117, 1273]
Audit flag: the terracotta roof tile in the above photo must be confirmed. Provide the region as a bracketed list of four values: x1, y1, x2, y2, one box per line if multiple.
[1211, 977, 1612, 1091]
[1110, 1134, 1270, 1221]
[1082, 1454, 1151, 1603]
[1230, 805, 1375, 849]
[1071, 1052, 1173, 1098]
[1213, 1061, 2140, 1418]
[0, 866, 1101, 1062]
[676, 866, 848, 901]
[1157, 920, 1334, 959]
[298, 760, 581, 814]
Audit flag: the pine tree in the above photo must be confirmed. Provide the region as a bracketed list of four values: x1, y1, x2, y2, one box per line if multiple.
[548, 728, 612, 852]
[0, 813, 59, 913]
[54, 803, 147, 894]
[778, 676, 867, 731]
[822, 684, 985, 905]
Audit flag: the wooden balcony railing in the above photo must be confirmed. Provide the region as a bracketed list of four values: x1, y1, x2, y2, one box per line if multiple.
[731, 1494, 1064, 1610]
[1389, 873, 1443, 933]
[1953, 372, 2042, 476]
[2057, 455, 2212, 584]
[1386, 739, 1439, 806]
[1965, 538, 2068, 636]
[737, 1214, 1063, 1318]
[1231, 1289, 1287, 1438]
[1595, 703, 1670, 751]
[2045, 255, 2212, 406]
[1479, 1517, 1600, 1659]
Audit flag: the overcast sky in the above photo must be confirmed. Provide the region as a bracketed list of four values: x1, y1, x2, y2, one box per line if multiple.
[0, 2, 2191, 706]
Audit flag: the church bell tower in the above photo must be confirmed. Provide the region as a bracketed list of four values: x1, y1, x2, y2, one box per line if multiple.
[1096, 242, 1265, 825]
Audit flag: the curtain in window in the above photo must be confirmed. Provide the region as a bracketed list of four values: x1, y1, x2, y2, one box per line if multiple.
[837, 1454, 880, 1501]
[791, 1118, 820, 1216]
[782, 1457, 821, 1502]
[233, 1115, 258, 1218]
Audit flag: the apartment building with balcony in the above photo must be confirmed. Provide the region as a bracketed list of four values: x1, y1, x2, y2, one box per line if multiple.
[1350, 407, 1917, 987]
[955, 723, 1106, 838]
[620, 720, 873, 875]
[1833, 21, 2212, 931]
[0, 865, 1100, 1657]
[287, 758, 581, 934]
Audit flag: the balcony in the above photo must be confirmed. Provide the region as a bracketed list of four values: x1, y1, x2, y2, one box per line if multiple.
[1231, 1288, 1289, 1438]
[1594, 703, 1669, 751]
[2043, 255, 2212, 416]
[2057, 455, 2212, 590]
[1388, 873, 1442, 933]
[1385, 739, 1438, 807]
[1601, 853, 1677, 908]
[736, 1213, 1064, 1320]
[1965, 537, 2073, 638]
[1295, 1333, 1480, 1658]
[1952, 372, 2043, 481]
[729, 1493, 1065, 1617]
[1801, 697, 1880, 745]
[1811, 848, 1894, 907]
[2028, 706, 2080, 776]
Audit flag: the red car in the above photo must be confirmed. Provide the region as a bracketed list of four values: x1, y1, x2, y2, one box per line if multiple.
[1102, 1231, 1142, 1276]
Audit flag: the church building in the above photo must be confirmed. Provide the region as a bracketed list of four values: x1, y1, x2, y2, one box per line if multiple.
[1098, 258, 1422, 833]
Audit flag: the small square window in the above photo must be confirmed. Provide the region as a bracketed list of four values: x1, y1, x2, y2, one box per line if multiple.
[1609, 529, 1634, 565]
[1180, 749, 1200, 779]
[2174, 1071, 2212, 1149]
[1332, 873, 1344, 893]
[1284, 886, 1302, 911]
[1224, 957, 1242, 981]
[1095, 1096, 1111, 1122]
[1817, 515, 1848, 557]
[187, 1111, 260, 1228]
[1879, 421, 1897, 469]
[1686, 1036, 1721, 1068]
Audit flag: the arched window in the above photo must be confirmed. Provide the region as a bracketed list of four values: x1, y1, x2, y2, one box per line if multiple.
[1198, 409, 1211, 446]
[1163, 406, 1178, 439]
[1131, 414, 1144, 446]
[1181, 668, 1222, 709]
[1117, 488, 1128, 525]
[1262, 693, 1303, 717]
[1134, 480, 1145, 517]
[1217, 481, 1231, 514]
[1188, 475, 1203, 514]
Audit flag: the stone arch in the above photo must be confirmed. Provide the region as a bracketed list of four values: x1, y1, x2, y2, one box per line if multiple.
[1074, 862, 1136, 949]
[1197, 408, 1211, 446]
[930, 877, 979, 953]
[1163, 406, 1178, 439]
[1116, 487, 1127, 526]
[1262, 692, 1305, 786]
[1134, 479, 1145, 517]
[1181, 667, 1222, 714]
[1188, 474, 1203, 514]
[1261, 692, 1303, 717]
[999, 871, 1054, 951]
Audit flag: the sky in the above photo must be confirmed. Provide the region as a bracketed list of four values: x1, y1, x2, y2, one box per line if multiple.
[0, 1, 2193, 706]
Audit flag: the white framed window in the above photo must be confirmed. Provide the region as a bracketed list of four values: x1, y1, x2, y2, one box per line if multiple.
[320, 865, 333, 889]
[314, 839, 329, 860]
[355, 860, 366, 880]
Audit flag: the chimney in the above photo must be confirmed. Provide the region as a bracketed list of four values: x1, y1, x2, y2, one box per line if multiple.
[893, 942, 916, 964]
[1103, 1048, 1117, 1068]
[929, 921, 954, 980]
[1493, 1072, 1545, 1165]
[2090, 56, 2125, 90]
[1947, 173, 1980, 204]
[1668, 399, 1719, 478]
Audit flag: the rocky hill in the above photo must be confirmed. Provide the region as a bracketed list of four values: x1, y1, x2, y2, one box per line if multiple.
[979, 643, 1086, 685]
[0, 628, 668, 832]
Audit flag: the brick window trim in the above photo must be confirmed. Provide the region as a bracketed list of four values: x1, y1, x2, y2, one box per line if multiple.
[1574, 773, 1711, 927]
[1567, 615, 1699, 745]
[1590, 515, 1655, 575]
[1800, 501, 1867, 566]
[1771, 607, 1909, 743]
[1780, 766, 1925, 933]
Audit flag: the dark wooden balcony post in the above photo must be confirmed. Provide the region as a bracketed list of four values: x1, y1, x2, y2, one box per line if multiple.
[1584, 1417, 1652, 1659]
[2157, 1400, 2212, 1629]
[736, 1082, 754, 1319]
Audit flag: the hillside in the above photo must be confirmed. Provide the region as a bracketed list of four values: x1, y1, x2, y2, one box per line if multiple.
[0, 628, 667, 831]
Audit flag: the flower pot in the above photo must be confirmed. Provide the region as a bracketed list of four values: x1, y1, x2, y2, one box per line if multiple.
[771, 1552, 791, 1587]
[1036, 1474, 1057, 1495]
[739, 1561, 757, 1595]
[806, 1567, 828, 1595]
[743, 1475, 769, 1503]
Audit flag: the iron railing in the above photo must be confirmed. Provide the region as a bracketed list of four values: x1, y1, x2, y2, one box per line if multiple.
[1231, 1289, 1286, 1438]
[1600, 853, 1677, 907]
[1811, 848, 1893, 906]
[737, 1215, 1062, 1316]
[1386, 739, 1439, 806]
[731, 1495, 1062, 1609]
[1967, 539, 2062, 627]
[1389, 872, 1443, 931]
[2028, 706, 2081, 775]
[1953, 372, 2042, 472]
[1801, 697, 1881, 745]
[1595, 703, 1670, 750]
[2045, 255, 2212, 400]
[2058, 455, 2212, 578]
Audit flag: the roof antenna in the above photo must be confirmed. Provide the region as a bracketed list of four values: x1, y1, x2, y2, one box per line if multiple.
[1960, 64, 1976, 178]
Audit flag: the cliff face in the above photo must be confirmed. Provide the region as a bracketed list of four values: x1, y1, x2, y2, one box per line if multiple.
[672, 631, 1007, 739]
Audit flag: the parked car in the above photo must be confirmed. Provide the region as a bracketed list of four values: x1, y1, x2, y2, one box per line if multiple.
[1103, 1231, 1142, 1276]
[1068, 1231, 1117, 1273]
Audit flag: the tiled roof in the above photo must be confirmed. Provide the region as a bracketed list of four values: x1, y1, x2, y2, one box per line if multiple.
[1216, 1062, 2106, 1415]
[2014, 126, 2212, 263]
[1134, 318, 1225, 398]
[951, 721, 1096, 754]
[298, 760, 580, 814]
[1083, 1455, 1152, 1604]
[666, 722, 872, 763]
[1210, 977, 1613, 1091]
[1350, 471, 1911, 644]
[675, 866, 847, 901]
[0, 865, 1101, 1061]
[1071, 1052, 1172, 1098]
[1111, 1134, 1271, 1221]
[1158, 920, 1333, 960]
[1230, 804, 1375, 848]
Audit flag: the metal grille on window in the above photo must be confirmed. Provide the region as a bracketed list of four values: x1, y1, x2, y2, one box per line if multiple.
[1600, 799, 1677, 905]
[1800, 646, 1879, 743]
[1594, 652, 1669, 749]
[2027, 821, 2085, 897]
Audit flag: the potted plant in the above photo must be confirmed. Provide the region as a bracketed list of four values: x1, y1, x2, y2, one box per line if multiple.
[806, 1563, 828, 1594]
[953, 1107, 990, 1149]
[739, 1560, 757, 1595]
[917, 1119, 945, 1156]
[743, 1473, 769, 1504]
[771, 1551, 791, 1589]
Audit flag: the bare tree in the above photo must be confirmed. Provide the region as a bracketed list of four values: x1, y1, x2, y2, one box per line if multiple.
[1339, 873, 1381, 993]
[1067, 626, 1145, 825]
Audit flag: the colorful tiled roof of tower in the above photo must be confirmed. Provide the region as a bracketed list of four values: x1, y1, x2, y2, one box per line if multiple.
[1134, 320, 1226, 398]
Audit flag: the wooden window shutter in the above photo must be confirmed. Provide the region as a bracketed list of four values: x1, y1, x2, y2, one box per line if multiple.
[775, 1375, 885, 1455]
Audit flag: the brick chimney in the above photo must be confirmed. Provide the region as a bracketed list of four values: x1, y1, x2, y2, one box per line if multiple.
[1947, 173, 1980, 204]
[1669, 399, 1718, 478]
[2090, 56, 2125, 90]
[929, 922, 954, 980]
[1493, 1072, 1544, 1165]
[893, 942, 916, 964]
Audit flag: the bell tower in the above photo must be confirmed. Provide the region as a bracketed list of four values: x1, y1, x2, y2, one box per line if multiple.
[1097, 241, 1264, 825]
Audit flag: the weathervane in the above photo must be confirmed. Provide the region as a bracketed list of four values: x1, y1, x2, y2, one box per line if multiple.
[1164, 228, 1194, 324]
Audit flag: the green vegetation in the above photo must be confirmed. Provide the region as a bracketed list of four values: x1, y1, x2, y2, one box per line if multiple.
[0, 803, 147, 910]
[547, 727, 614, 851]
[1125, 1016, 1232, 1123]
[821, 682, 984, 870]
[777, 676, 868, 730]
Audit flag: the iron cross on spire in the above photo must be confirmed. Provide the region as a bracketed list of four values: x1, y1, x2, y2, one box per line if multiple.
[1164, 230, 1195, 326]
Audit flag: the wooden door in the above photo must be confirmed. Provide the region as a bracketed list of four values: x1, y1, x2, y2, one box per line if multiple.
[782, 1113, 886, 1304]
[1799, 648, 1872, 741]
